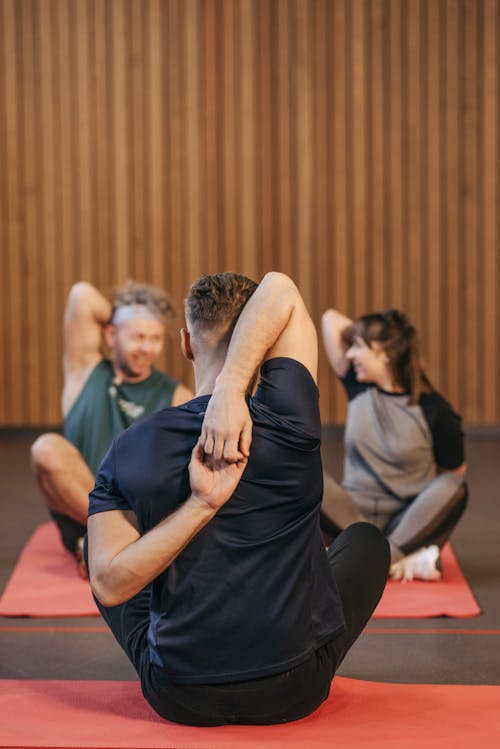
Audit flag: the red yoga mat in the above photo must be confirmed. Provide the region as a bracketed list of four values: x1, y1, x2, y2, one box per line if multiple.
[0, 522, 99, 617]
[1, 677, 499, 748]
[372, 543, 481, 618]
[0, 522, 480, 619]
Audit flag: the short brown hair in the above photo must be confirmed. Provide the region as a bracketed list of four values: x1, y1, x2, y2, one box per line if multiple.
[184, 272, 258, 332]
[111, 280, 176, 324]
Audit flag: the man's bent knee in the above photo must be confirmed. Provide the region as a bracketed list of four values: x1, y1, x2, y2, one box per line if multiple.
[31, 433, 77, 473]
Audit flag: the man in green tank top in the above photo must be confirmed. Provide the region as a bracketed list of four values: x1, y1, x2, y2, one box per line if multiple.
[31, 280, 193, 577]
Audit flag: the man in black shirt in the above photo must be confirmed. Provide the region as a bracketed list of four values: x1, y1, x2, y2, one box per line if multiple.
[87, 272, 389, 725]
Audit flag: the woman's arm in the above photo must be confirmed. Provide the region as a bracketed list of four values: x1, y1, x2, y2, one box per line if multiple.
[437, 463, 467, 478]
[321, 308, 353, 378]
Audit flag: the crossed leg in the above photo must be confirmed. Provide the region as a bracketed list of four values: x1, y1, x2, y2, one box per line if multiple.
[31, 433, 94, 572]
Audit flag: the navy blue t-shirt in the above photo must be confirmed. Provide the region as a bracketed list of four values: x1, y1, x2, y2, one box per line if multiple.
[89, 357, 345, 684]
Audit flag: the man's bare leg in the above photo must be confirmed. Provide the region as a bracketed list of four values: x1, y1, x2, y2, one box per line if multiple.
[31, 433, 94, 524]
[31, 433, 94, 577]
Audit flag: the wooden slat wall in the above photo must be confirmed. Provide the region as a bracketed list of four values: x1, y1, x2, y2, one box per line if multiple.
[0, 0, 498, 426]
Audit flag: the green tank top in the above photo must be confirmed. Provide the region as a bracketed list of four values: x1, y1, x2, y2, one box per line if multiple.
[64, 359, 178, 474]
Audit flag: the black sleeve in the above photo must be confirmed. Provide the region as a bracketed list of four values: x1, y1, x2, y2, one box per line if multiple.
[88, 440, 132, 517]
[340, 364, 370, 402]
[420, 392, 465, 469]
[252, 357, 321, 439]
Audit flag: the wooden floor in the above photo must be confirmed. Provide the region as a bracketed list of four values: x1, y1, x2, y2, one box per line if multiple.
[1, 426, 499, 685]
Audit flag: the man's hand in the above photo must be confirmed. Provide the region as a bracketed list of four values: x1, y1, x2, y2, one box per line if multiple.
[189, 442, 248, 511]
[199, 387, 253, 462]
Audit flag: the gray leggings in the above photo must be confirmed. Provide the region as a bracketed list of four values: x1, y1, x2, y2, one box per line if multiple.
[320, 472, 468, 563]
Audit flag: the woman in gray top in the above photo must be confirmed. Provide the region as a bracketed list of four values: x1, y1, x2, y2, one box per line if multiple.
[321, 307, 467, 582]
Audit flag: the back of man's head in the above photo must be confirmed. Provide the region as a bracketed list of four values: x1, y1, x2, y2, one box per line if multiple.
[185, 272, 258, 346]
[111, 280, 176, 326]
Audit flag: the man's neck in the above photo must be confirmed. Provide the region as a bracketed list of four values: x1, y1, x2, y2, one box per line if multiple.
[193, 358, 224, 397]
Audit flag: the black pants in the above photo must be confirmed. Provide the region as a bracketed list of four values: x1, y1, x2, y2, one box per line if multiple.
[50, 509, 86, 555]
[88, 522, 389, 726]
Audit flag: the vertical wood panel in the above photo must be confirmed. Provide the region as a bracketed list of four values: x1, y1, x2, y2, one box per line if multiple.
[21, 0, 39, 422]
[426, 0, 444, 385]
[222, 0, 237, 272]
[256, 0, 273, 276]
[370, 0, 386, 311]
[464, 0, 480, 420]
[200, 0, 219, 275]
[237, 0, 257, 281]
[75, 0, 93, 280]
[4, 0, 24, 422]
[183, 0, 201, 286]
[94, 0, 112, 289]
[0, 0, 7, 421]
[313, 0, 330, 421]
[0, 0, 499, 425]
[276, 0, 292, 278]
[332, 0, 348, 317]
[407, 0, 422, 324]
[445, 0, 461, 409]
[130, 0, 146, 280]
[294, 0, 312, 306]
[39, 0, 60, 421]
[111, 0, 128, 283]
[483, 0, 498, 419]
[388, 0, 404, 311]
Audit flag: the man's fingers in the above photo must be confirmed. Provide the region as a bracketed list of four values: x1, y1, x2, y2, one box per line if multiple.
[239, 423, 252, 457]
[213, 435, 224, 461]
[223, 439, 242, 463]
[203, 434, 215, 456]
[199, 427, 207, 448]
[191, 441, 205, 462]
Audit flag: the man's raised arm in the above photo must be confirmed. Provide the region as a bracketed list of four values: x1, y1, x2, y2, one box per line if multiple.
[200, 272, 317, 461]
[62, 282, 112, 416]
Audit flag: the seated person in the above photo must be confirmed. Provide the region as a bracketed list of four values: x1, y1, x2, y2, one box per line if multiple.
[321, 307, 467, 582]
[31, 280, 193, 575]
[86, 272, 390, 726]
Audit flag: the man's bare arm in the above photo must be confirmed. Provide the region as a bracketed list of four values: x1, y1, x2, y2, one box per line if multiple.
[200, 272, 317, 461]
[88, 444, 247, 606]
[62, 282, 112, 416]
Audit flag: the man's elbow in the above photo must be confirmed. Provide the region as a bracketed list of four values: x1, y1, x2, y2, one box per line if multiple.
[262, 271, 297, 293]
[260, 272, 301, 313]
[67, 281, 96, 306]
[89, 570, 127, 608]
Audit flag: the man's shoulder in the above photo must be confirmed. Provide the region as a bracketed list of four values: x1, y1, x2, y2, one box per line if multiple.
[259, 356, 317, 385]
[252, 357, 321, 439]
[62, 357, 109, 420]
[115, 393, 205, 443]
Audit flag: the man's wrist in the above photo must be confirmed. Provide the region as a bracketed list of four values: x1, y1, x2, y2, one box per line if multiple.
[213, 370, 247, 397]
[187, 491, 221, 516]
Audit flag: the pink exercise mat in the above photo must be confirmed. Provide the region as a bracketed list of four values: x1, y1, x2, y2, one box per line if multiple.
[1, 677, 498, 748]
[0, 522, 480, 618]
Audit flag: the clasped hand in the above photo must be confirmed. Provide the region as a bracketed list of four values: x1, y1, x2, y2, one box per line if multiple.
[189, 386, 253, 510]
[199, 386, 253, 462]
[189, 443, 248, 511]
